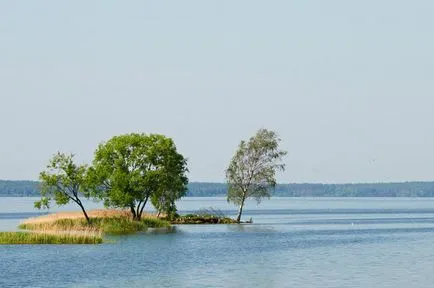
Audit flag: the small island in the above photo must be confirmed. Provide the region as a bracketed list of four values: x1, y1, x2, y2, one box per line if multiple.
[0, 208, 239, 244]
[1, 129, 283, 244]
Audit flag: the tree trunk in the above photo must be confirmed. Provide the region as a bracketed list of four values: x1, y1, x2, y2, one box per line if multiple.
[236, 199, 246, 223]
[137, 196, 149, 221]
[236, 192, 247, 223]
[236, 204, 243, 223]
[130, 205, 137, 220]
[78, 202, 91, 224]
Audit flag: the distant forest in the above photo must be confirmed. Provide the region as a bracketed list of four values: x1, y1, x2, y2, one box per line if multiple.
[2, 180, 434, 197]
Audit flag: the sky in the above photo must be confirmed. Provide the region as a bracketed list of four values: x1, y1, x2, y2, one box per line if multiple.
[1, 0, 434, 183]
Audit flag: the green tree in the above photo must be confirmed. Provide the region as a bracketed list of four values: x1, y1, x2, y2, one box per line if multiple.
[226, 129, 287, 223]
[151, 157, 188, 219]
[36, 152, 91, 223]
[89, 133, 188, 220]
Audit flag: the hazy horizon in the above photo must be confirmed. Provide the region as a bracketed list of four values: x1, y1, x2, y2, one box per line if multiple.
[1, 1, 434, 183]
[2, 179, 434, 186]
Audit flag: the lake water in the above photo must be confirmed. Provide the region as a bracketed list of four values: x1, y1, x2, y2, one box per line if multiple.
[2, 197, 434, 288]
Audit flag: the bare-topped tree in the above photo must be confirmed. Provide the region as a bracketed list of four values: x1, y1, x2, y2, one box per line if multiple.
[226, 129, 287, 223]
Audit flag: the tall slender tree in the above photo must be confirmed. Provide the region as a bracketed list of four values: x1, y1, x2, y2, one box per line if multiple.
[36, 152, 91, 223]
[226, 129, 287, 223]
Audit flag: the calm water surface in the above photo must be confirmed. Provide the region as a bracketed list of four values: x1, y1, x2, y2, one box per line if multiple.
[1, 197, 434, 288]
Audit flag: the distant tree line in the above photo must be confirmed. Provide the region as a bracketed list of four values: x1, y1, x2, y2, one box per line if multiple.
[0, 180, 39, 196]
[188, 182, 434, 197]
[3, 180, 434, 198]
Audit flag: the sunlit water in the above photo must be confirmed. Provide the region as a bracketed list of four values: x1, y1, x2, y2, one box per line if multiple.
[2, 197, 434, 288]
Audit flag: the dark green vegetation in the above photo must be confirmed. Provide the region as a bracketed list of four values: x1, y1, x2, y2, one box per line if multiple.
[172, 208, 237, 224]
[173, 214, 237, 224]
[31, 133, 188, 225]
[4, 180, 434, 197]
[89, 133, 188, 221]
[226, 129, 287, 222]
[0, 232, 103, 244]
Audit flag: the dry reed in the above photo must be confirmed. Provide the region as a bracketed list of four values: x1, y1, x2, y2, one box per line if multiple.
[19, 209, 170, 236]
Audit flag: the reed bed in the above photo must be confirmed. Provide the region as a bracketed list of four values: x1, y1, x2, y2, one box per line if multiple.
[22, 209, 156, 225]
[19, 209, 171, 235]
[0, 231, 103, 244]
[0, 209, 171, 244]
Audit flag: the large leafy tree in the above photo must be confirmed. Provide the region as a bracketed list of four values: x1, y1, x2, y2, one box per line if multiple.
[89, 133, 188, 220]
[226, 129, 287, 223]
[151, 153, 188, 219]
[36, 152, 91, 223]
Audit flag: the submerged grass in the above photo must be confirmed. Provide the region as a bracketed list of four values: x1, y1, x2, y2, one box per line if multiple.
[0, 231, 103, 244]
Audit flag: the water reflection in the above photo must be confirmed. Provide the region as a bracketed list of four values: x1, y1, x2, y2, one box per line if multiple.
[226, 223, 276, 233]
[145, 226, 178, 235]
[3, 198, 434, 288]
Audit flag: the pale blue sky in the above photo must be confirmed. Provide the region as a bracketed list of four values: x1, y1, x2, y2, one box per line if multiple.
[1, 0, 433, 183]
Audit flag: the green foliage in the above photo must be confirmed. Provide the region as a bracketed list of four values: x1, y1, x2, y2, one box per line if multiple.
[172, 207, 236, 224]
[141, 217, 171, 228]
[226, 129, 287, 222]
[99, 217, 147, 235]
[89, 133, 188, 220]
[0, 232, 102, 244]
[173, 214, 237, 224]
[36, 152, 91, 222]
[34, 197, 49, 209]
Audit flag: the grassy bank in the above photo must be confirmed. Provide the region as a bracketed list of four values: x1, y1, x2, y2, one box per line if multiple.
[20, 210, 171, 235]
[0, 231, 103, 244]
[172, 213, 238, 224]
[0, 209, 172, 244]
[1, 208, 239, 244]
[170, 207, 239, 224]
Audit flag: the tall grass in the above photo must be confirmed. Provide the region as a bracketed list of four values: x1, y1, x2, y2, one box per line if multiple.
[20, 210, 171, 235]
[0, 209, 173, 244]
[19, 218, 97, 232]
[141, 217, 171, 228]
[0, 232, 102, 244]
[97, 217, 147, 235]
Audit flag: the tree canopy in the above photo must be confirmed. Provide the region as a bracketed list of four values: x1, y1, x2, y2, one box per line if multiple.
[36, 152, 91, 223]
[89, 133, 188, 220]
[226, 129, 287, 222]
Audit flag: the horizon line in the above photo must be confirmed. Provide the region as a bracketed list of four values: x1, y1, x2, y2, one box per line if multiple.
[1, 179, 434, 185]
